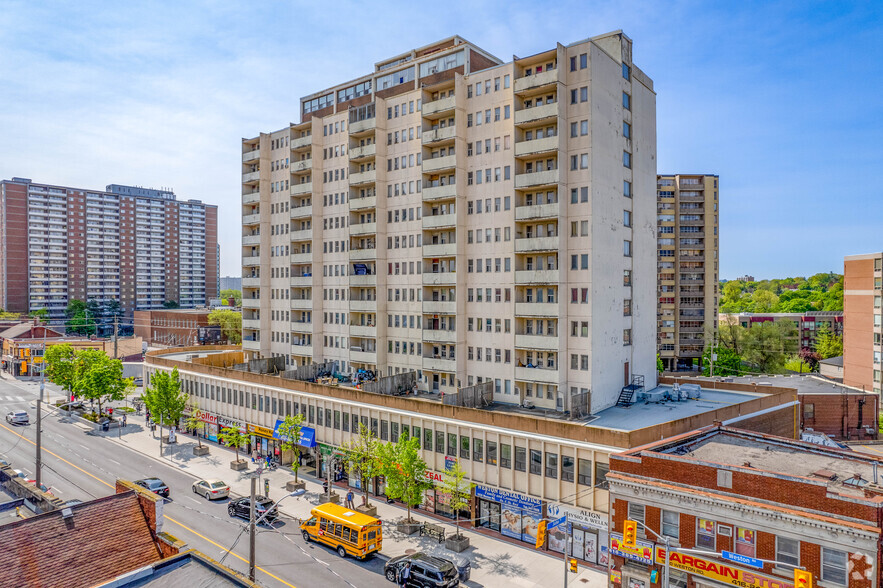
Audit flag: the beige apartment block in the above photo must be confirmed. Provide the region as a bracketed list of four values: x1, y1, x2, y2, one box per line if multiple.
[241, 32, 658, 414]
[656, 174, 719, 371]
[843, 252, 883, 394]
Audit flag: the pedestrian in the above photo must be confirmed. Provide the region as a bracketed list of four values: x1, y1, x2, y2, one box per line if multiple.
[122, 414, 127, 427]
[346, 490, 355, 510]
[399, 562, 411, 587]
[323, 480, 329, 494]
[251, 449, 257, 463]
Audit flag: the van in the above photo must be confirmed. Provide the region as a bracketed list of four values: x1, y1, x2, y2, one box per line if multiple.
[300, 503, 382, 559]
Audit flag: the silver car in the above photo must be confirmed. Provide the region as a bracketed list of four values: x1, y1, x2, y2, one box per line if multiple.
[6, 410, 28, 425]
[192, 479, 230, 500]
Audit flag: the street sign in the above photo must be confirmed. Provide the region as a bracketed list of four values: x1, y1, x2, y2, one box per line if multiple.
[549, 515, 567, 530]
[721, 550, 764, 569]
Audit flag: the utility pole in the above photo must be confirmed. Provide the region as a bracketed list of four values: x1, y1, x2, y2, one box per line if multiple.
[159, 414, 163, 458]
[249, 476, 257, 582]
[113, 315, 118, 359]
[563, 518, 570, 588]
[36, 325, 46, 488]
[709, 332, 716, 378]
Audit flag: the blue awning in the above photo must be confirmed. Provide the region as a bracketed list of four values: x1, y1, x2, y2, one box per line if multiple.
[273, 420, 317, 448]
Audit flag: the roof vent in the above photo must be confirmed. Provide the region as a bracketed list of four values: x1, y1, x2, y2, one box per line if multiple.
[61, 508, 73, 519]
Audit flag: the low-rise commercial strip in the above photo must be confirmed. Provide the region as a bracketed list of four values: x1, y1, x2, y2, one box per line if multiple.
[146, 346, 799, 565]
[607, 425, 882, 588]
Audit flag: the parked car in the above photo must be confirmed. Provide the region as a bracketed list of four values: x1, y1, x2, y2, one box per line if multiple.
[227, 496, 277, 523]
[384, 553, 462, 587]
[6, 410, 29, 425]
[192, 479, 230, 500]
[134, 477, 170, 498]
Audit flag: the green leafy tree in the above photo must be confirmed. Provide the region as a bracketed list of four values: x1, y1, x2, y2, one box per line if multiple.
[219, 426, 249, 462]
[656, 354, 664, 374]
[439, 460, 473, 540]
[276, 413, 305, 481]
[749, 289, 779, 313]
[701, 346, 743, 377]
[220, 289, 243, 306]
[28, 308, 49, 320]
[815, 325, 843, 358]
[74, 353, 130, 416]
[342, 423, 382, 508]
[142, 368, 188, 435]
[208, 308, 242, 344]
[742, 320, 798, 374]
[184, 396, 205, 448]
[163, 300, 180, 309]
[379, 433, 432, 523]
[44, 343, 77, 394]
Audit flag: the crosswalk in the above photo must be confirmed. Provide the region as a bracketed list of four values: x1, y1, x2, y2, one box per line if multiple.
[0, 394, 31, 404]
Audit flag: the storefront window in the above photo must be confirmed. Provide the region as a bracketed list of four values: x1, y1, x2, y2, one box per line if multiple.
[515, 447, 526, 471]
[487, 441, 498, 466]
[460, 436, 470, 459]
[473, 438, 483, 462]
[696, 518, 715, 549]
[529, 450, 542, 474]
[501, 444, 511, 468]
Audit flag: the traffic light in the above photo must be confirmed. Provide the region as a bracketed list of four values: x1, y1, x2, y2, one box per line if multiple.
[623, 519, 638, 549]
[569, 558, 578, 573]
[535, 520, 547, 549]
[794, 569, 813, 588]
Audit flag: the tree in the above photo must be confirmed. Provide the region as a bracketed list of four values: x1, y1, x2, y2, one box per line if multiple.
[219, 426, 248, 462]
[378, 433, 432, 523]
[749, 289, 779, 313]
[742, 320, 798, 374]
[701, 346, 743, 377]
[208, 308, 242, 344]
[184, 396, 205, 448]
[276, 413, 305, 481]
[220, 289, 242, 306]
[798, 347, 822, 371]
[74, 353, 130, 416]
[439, 460, 473, 540]
[73, 348, 109, 398]
[44, 343, 77, 394]
[163, 300, 180, 309]
[656, 354, 664, 374]
[142, 368, 188, 435]
[66, 299, 87, 318]
[815, 325, 843, 358]
[341, 423, 382, 508]
[28, 308, 49, 320]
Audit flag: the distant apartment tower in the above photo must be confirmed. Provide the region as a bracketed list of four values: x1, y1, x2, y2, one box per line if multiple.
[656, 174, 719, 371]
[0, 178, 219, 319]
[220, 276, 242, 291]
[241, 32, 658, 413]
[843, 252, 882, 394]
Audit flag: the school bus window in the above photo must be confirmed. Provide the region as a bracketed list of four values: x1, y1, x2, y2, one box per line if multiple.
[334, 523, 342, 536]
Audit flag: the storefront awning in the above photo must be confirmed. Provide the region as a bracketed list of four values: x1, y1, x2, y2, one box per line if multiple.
[272, 420, 317, 448]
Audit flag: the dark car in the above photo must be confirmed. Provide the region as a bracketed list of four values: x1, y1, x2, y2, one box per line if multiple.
[227, 496, 278, 523]
[384, 553, 461, 587]
[134, 477, 170, 498]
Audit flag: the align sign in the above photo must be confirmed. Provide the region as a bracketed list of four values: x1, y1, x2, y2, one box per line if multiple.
[655, 547, 794, 588]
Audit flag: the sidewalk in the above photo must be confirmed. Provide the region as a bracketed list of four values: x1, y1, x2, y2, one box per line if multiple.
[53, 394, 607, 588]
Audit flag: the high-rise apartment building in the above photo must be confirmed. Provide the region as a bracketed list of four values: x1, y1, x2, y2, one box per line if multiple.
[241, 32, 657, 414]
[0, 178, 219, 320]
[843, 252, 883, 394]
[656, 174, 719, 371]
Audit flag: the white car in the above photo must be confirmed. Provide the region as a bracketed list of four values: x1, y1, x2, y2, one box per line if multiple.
[6, 410, 28, 425]
[192, 479, 230, 500]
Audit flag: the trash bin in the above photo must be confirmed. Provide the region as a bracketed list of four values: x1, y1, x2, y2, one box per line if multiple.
[264, 479, 270, 496]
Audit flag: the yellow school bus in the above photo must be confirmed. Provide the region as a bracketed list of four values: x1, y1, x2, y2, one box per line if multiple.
[300, 503, 382, 559]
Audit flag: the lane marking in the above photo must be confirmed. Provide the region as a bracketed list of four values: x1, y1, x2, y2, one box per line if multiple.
[857, 444, 883, 457]
[0, 421, 298, 588]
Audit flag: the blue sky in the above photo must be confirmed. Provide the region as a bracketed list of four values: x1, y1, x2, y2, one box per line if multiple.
[1, 0, 881, 279]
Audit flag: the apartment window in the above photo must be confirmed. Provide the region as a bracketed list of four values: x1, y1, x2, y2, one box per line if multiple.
[662, 510, 679, 539]
[529, 449, 542, 475]
[514, 446, 527, 471]
[623, 329, 632, 345]
[561, 456, 574, 482]
[500, 444, 511, 468]
[624, 180, 632, 198]
[424, 428, 433, 450]
[735, 528, 756, 557]
[623, 151, 631, 168]
[435, 431, 444, 453]
[473, 438, 483, 462]
[580, 53, 587, 69]
[594, 462, 608, 489]
[623, 121, 631, 139]
[460, 435, 470, 459]
[577, 459, 592, 486]
[447, 433, 457, 456]
[624, 210, 632, 227]
[624, 240, 632, 257]
[486, 441, 497, 465]
[622, 62, 630, 80]
[622, 92, 631, 110]
[775, 537, 800, 567]
[696, 519, 716, 549]
[627, 503, 645, 524]
[822, 548, 847, 586]
[545, 452, 558, 478]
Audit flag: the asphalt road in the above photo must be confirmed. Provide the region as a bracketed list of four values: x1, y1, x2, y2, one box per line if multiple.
[0, 377, 391, 588]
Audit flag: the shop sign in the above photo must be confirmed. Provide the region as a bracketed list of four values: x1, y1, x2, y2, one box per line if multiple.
[609, 532, 653, 565]
[610, 570, 622, 584]
[218, 416, 245, 432]
[655, 547, 794, 588]
[194, 410, 217, 425]
[248, 424, 274, 438]
[424, 470, 445, 484]
[547, 502, 609, 530]
[474, 485, 542, 511]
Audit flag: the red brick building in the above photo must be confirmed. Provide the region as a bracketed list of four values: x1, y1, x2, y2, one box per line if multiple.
[608, 426, 881, 588]
[134, 308, 229, 346]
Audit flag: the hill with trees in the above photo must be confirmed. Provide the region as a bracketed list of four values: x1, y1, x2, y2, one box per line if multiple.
[719, 272, 843, 314]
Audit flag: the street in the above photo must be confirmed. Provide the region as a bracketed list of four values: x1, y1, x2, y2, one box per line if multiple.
[0, 377, 391, 588]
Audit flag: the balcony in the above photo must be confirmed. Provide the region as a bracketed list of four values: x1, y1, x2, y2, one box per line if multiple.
[422, 126, 456, 144]
[423, 328, 457, 344]
[350, 170, 376, 186]
[291, 343, 313, 357]
[242, 171, 261, 183]
[515, 169, 559, 189]
[291, 298, 313, 311]
[291, 182, 312, 196]
[290, 252, 313, 264]
[514, 103, 558, 125]
[422, 184, 457, 201]
[290, 205, 313, 219]
[242, 192, 260, 205]
[242, 318, 261, 330]
[291, 321, 312, 333]
[515, 366, 558, 384]
[351, 349, 377, 364]
[515, 334, 558, 350]
[422, 95, 456, 117]
[292, 159, 312, 173]
[291, 135, 312, 150]
[241, 298, 261, 309]
[422, 213, 456, 230]
[350, 248, 377, 261]
[290, 275, 313, 287]
[350, 324, 376, 338]
[515, 269, 559, 284]
[242, 213, 261, 225]
[423, 300, 456, 315]
[349, 118, 376, 135]
[242, 339, 261, 352]
[514, 302, 558, 317]
[422, 154, 457, 173]
[291, 228, 312, 242]
[350, 222, 376, 236]
[423, 272, 456, 286]
[423, 355, 456, 373]
[515, 236, 559, 253]
[242, 277, 261, 288]
[349, 143, 376, 160]
[350, 195, 376, 211]
[515, 136, 559, 157]
[515, 202, 558, 221]
[350, 298, 377, 312]
[423, 242, 456, 258]
[242, 150, 260, 163]
[350, 274, 376, 287]
[514, 69, 558, 93]
[242, 234, 262, 246]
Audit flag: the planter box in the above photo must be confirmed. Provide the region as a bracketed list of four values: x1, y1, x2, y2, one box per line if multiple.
[162, 435, 176, 444]
[355, 504, 378, 517]
[285, 481, 306, 492]
[396, 520, 422, 535]
[193, 446, 210, 456]
[319, 492, 340, 505]
[230, 460, 249, 471]
[445, 535, 470, 553]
